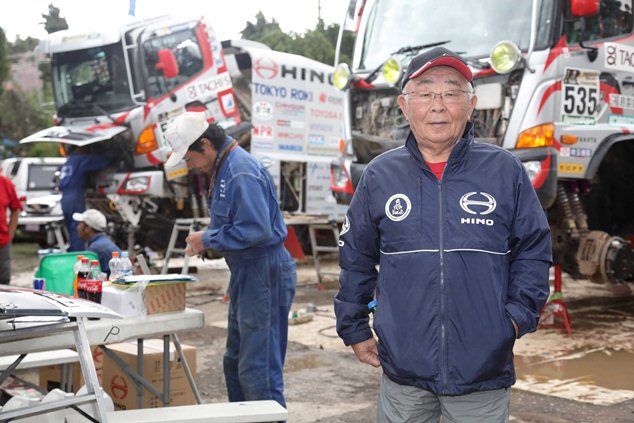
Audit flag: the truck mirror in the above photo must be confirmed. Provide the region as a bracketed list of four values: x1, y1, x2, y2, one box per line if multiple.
[570, 0, 599, 17]
[155, 49, 179, 79]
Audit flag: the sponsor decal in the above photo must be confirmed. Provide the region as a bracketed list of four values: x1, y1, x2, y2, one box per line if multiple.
[278, 131, 304, 140]
[577, 136, 597, 144]
[279, 144, 303, 152]
[290, 88, 313, 101]
[254, 56, 279, 79]
[385, 194, 412, 222]
[220, 92, 236, 114]
[608, 113, 634, 127]
[459, 192, 497, 215]
[560, 147, 592, 158]
[308, 134, 326, 145]
[253, 82, 288, 98]
[558, 163, 585, 173]
[252, 141, 274, 149]
[310, 109, 343, 120]
[609, 93, 634, 110]
[280, 65, 333, 85]
[560, 68, 599, 125]
[186, 73, 232, 100]
[253, 101, 274, 120]
[605, 42, 634, 72]
[275, 102, 306, 116]
[319, 92, 344, 105]
[309, 122, 334, 132]
[253, 125, 274, 138]
[459, 192, 496, 226]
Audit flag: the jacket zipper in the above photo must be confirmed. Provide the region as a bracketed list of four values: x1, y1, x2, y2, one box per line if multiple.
[437, 171, 448, 392]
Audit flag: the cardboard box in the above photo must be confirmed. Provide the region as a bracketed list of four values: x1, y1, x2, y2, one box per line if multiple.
[145, 283, 186, 315]
[39, 346, 104, 393]
[101, 339, 196, 410]
[102, 282, 186, 317]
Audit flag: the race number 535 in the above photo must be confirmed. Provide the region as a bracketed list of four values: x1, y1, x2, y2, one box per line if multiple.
[563, 85, 599, 116]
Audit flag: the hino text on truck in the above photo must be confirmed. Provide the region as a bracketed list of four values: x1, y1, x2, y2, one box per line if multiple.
[20, 15, 346, 255]
[329, 0, 634, 284]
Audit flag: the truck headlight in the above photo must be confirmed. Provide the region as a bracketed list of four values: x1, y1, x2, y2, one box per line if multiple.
[490, 41, 522, 74]
[522, 161, 542, 182]
[382, 58, 402, 86]
[333, 63, 352, 91]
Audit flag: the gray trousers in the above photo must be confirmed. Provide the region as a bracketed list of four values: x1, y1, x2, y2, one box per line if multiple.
[0, 244, 10, 284]
[377, 373, 510, 423]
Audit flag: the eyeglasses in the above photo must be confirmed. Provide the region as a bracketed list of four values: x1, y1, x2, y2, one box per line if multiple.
[403, 89, 471, 105]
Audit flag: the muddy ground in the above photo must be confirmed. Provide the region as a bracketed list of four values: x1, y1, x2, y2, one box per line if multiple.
[7, 243, 634, 422]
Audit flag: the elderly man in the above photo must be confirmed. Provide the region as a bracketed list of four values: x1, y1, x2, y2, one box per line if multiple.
[334, 47, 552, 422]
[73, 209, 121, 275]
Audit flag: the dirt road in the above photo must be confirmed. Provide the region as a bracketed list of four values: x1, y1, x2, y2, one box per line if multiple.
[8, 244, 634, 422]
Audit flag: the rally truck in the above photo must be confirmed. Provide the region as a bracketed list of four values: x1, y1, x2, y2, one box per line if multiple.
[329, 0, 634, 284]
[20, 15, 346, 253]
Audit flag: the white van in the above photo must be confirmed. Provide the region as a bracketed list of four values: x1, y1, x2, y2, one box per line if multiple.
[1, 157, 66, 245]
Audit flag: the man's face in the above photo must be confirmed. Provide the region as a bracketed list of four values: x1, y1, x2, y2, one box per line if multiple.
[76, 221, 90, 241]
[183, 139, 217, 173]
[397, 66, 477, 150]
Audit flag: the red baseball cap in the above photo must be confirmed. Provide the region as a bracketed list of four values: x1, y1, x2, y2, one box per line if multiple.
[402, 47, 473, 90]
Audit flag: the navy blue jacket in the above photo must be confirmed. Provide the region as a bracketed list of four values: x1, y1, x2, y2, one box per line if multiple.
[202, 138, 287, 255]
[335, 123, 551, 395]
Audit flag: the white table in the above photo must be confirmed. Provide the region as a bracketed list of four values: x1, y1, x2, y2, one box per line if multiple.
[0, 308, 205, 421]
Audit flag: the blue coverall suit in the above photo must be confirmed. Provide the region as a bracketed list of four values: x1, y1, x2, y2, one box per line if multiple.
[202, 137, 297, 408]
[59, 152, 111, 251]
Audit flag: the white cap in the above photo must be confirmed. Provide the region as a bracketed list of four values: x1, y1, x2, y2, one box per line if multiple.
[164, 112, 209, 168]
[73, 209, 107, 232]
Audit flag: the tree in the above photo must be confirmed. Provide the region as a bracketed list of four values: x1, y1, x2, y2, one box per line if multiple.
[9, 36, 40, 55]
[0, 27, 8, 90]
[240, 13, 353, 66]
[41, 4, 68, 34]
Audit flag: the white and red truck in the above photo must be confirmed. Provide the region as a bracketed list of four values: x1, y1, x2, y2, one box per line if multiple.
[330, 0, 634, 284]
[21, 15, 346, 253]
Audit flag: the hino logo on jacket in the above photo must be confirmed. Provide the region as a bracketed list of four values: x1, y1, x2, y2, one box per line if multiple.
[460, 192, 496, 226]
[385, 194, 411, 221]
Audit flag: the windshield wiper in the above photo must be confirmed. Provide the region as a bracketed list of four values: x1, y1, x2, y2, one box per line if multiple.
[391, 40, 451, 56]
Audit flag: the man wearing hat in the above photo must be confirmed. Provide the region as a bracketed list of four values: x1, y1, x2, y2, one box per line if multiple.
[164, 112, 296, 409]
[334, 47, 551, 421]
[73, 209, 121, 275]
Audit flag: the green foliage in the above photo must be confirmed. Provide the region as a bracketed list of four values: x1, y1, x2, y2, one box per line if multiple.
[0, 27, 8, 89]
[0, 87, 54, 158]
[240, 13, 354, 66]
[9, 36, 40, 55]
[41, 3, 69, 34]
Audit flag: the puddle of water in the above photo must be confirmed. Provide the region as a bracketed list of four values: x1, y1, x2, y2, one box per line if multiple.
[285, 355, 330, 372]
[515, 348, 634, 391]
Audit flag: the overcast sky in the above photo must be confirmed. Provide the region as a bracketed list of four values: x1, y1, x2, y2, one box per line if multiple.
[0, 0, 348, 42]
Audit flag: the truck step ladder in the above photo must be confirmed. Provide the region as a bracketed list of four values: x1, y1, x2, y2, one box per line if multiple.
[161, 218, 210, 275]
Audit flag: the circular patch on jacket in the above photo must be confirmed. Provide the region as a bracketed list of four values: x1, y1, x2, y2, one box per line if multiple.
[385, 194, 411, 221]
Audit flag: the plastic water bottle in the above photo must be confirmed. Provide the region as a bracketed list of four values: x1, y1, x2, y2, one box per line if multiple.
[119, 251, 133, 279]
[108, 251, 121, 281]
[72, 255, 84, 297]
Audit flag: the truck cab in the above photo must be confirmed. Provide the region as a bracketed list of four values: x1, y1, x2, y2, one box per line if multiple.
[331, 0, 634, 284]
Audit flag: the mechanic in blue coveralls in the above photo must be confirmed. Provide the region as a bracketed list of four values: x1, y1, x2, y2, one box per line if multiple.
[164, 112, 297, 409]
[58, 145, 112, 251]
[335, 48, 552, 422]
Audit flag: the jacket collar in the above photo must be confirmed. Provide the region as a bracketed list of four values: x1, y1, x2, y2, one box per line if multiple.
[405, 122, 474, 175]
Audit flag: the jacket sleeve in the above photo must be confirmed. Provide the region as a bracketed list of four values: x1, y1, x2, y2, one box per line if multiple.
[334, 173, 380, 346]
[505, 165, 552, 338]
[79, 154, 112, 173]
[202, 172, 273, 251]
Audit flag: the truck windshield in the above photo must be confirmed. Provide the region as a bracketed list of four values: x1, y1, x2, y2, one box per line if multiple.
[358, 0, 555, 70]
[53, 43, 134, 117]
